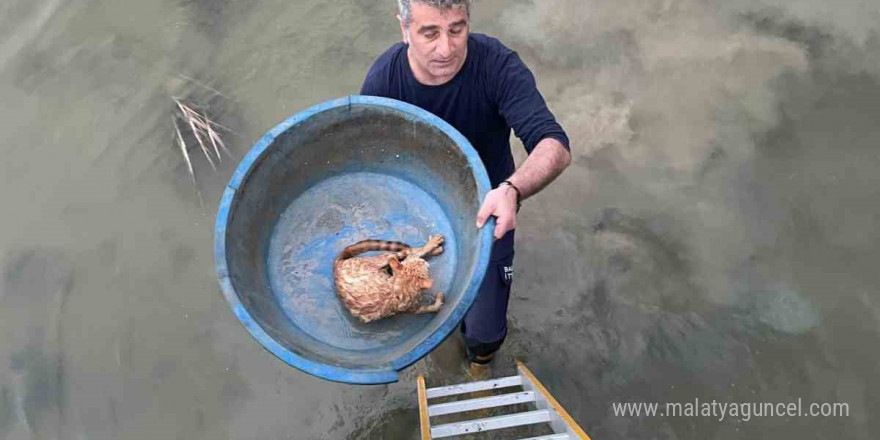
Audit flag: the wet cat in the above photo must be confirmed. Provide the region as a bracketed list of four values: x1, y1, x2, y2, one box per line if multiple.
[333, 235, 445, 323]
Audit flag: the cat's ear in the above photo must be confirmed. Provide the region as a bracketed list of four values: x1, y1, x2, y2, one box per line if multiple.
[388, 256, 403, 272]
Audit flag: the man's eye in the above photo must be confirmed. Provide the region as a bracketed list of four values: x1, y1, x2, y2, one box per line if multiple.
[425, 32, 438, 39]
[450, 28, 463, 35]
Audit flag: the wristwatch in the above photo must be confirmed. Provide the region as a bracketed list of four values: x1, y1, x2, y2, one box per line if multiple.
[500, 180, 522, 212]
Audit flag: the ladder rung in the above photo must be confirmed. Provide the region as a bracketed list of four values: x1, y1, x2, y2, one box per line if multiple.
[517, 435, 570, 440]
[430, 409, 551, 438]
[428, 391, 536, 416]
[426, 375, 522, 399]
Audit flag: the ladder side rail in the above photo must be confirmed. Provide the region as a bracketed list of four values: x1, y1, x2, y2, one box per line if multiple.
[417, 374, 432, 440]
[517, 361, 592, 440]
[518, 366, 568, 434]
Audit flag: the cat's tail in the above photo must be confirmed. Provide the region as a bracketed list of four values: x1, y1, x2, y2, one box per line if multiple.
[334, 239, 410, 262]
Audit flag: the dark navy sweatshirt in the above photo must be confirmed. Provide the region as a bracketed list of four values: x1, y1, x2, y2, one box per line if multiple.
[360, 33, 570, 189]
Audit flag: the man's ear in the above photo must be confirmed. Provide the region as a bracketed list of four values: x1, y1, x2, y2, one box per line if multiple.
[397, 14, 409, 44]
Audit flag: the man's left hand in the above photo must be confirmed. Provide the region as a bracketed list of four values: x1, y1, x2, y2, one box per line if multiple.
[476, 185, 518, 239]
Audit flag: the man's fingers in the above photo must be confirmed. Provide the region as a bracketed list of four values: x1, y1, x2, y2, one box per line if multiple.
[476, 197, 495, 228]
[493, 215, 515, 240]
[477, 188, 518, 238]
[494, 221, 506, 240]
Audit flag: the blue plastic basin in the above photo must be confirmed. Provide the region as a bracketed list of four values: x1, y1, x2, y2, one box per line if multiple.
[214, 96, 494, 384]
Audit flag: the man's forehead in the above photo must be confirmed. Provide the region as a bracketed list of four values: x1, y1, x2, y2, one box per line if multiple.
[410, 2, 469, 27]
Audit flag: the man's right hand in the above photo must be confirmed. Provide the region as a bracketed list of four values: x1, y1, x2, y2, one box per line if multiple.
[476, 185, 519, 240]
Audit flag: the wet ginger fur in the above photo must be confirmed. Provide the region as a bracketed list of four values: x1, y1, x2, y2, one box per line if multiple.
[333, 235, 445, 323]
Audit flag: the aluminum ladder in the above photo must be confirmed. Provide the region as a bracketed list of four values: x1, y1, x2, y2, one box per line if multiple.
[417, 361, 591, 440]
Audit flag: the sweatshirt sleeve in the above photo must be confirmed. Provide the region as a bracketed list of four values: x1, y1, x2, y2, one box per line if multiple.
[494, 52, 570, 153]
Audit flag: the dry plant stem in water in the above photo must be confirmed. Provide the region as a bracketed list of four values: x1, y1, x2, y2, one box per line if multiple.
[172, 96, 230, 170]
[173, 115, 196, 188]
[171, 96, 235, 202]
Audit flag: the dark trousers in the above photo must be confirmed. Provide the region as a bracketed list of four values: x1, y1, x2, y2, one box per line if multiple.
[460, 230, 515, 361]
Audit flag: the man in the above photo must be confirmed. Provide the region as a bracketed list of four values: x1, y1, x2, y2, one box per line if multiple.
[360, 0, 571, 376]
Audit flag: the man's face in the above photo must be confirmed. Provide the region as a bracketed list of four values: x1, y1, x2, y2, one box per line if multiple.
[400, 2, 469, 84]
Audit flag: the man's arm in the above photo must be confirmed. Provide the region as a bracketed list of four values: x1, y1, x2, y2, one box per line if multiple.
[506, 137, 571, 200]
[476, 50, 572, 238]
[476, 138, 571, 238]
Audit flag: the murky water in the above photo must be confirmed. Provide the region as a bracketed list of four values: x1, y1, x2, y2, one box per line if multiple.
[1, 0, 878, 439]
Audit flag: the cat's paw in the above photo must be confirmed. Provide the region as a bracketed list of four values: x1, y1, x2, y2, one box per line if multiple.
[426, 234, 445, 248]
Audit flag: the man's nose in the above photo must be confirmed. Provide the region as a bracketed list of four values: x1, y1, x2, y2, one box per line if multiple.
[436, 33, 452, 58]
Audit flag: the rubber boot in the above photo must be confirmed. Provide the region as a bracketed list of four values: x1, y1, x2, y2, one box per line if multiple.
[465, 352, 495, 418]
[467, 354, 494, 382]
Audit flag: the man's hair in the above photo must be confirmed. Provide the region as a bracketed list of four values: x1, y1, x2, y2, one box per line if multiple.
[398, 0, 472, 26]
